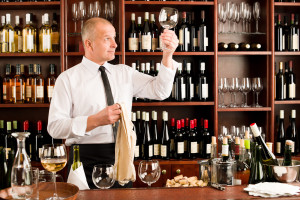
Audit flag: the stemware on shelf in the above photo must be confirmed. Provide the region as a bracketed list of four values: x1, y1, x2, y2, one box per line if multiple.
[71, 3, 79, 33]
[92, 164, 115, 189]
[41, 144, 67, 200]
[240, 2, 247, 33]
[241, 77, 251, 108]
[87, 2, 94, 19]
[252, 77, 263, 107]
[219, 77, 228, 108]
[229, 78, 239, 108]
[253, 2, 260, 33]
[109, 1, 115, 23]
[247, 5, 253, 33]
[94, 1, 101, 18]
[79, 1, 86, 31]
[138, 160, 161, 187]
[225, 2, 233, 33]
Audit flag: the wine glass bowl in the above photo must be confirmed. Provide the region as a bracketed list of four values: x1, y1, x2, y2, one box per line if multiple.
[253, 2, 260, 33]
[138, 160, 161, 187]
[71, 3, 79, 33]
[158, 7, 179, 30]
[92, 164, 115, 189]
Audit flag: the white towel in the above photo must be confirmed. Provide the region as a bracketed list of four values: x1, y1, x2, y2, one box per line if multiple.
[67, 163, 90, 190]
[113, 103, 136, 185]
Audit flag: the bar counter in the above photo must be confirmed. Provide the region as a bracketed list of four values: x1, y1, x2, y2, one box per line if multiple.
[76, 184, 300, 200]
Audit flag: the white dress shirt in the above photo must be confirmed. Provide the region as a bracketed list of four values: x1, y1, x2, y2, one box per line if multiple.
[47, 56, 177, 146]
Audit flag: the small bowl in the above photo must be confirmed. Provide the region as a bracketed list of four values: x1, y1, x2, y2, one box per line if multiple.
[268, 159, 300, 183]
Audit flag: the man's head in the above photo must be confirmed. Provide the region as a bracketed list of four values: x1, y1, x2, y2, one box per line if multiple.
[82, 18, 118, 65]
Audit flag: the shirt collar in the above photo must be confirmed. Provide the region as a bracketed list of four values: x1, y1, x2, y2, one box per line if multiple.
[81, 56, 112, 74]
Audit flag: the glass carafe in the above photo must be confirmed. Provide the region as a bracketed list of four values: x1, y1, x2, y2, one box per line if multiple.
[11, 132, 33, 199]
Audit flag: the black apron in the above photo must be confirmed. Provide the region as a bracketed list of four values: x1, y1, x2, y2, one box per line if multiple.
[68, 143, 132, 189]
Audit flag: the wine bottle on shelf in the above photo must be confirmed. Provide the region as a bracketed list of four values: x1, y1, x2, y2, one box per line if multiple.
[198, 10, 208, 52]
[210, 136, 217, 160]
[14, 15, 23, 53]
[2, 13, 15, 53]
[248, 144, 266, 184]
[12, 64, 25, 104]
[287, 60, 296, 100]
[250, 43, 262, 51]
[175, 63, 185, 102]
[275, 14, 283, 51]
[244, 131, 251, 167]
[128, 13, 138, 52]
[222, 137, 229, 162]
[161, 111, 170, 160]
[39, 13, 52, 53]
[286, 109, 298, 155]
[185, 118, 189, 133]
[236, 139, 250, 185]
[137, 16, 142, 52]
[3, 64, 13, 104]
[51, 13, 60, 52]
[250, 123, 279, 165]
[185, 62, 194, 101]
[170, 118, 176, 159]
[34, 120, 44, 162]
[152, 111, 160, 159]
[188, 119, 197, 159]
[295, 14, 299, 49]
[202, 119, 211, 159]
[179, 12, 190, 52]
[180, 118, 188, 158]
[47, 64, 56, 103]
[132, 112, 140, 160]
[143, 112, 153, 160]
[197, 62, 208, 101]
[289, 13, 299, 51]
[0, 147, 8, 189]
[0, 16, 5, 53]
[227, 42, 239, 51]
[284, 61, 289, 100]
[218, 42, 228, 51]
[23, 120, 33, 160]
[5, 121, 16, 159]
[23, 13, 36, 53]
[175, 120, 184, 160]
[283, 140, 293, 166]
[150, 60, 156, 77]
[238, 42, 250, 51]
[283, 16, 289, 51]
[276, 62, 285, 100]
[150, 14, 158, 52]
[25, 64, 34, 103]
[0, 120, 5, 148]
[276, 110, 285, 157]
[141, 12, 151, 52]
[235, 137, 240, 161]
[33, 64, 44, 103]
[72, 145, 81, 170]
[190, 12, 198, 52]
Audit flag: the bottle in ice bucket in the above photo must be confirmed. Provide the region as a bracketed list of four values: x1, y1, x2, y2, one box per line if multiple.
[283, 140, 293, 166]
[72, 145, 81, 170]
[249, 144, 266, 184]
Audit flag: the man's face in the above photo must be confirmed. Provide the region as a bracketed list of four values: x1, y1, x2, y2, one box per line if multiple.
[90, 23, 117, 64]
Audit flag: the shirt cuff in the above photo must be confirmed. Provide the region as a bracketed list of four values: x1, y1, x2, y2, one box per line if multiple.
[71, 116, 90, 137]
[160, 59, 179, 73]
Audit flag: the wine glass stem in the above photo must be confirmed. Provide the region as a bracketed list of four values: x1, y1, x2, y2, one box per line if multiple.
[74, 21, 77, 33]
[245, 92, 248, 106]
[233, 93, 237, 106]
[242, 20, 245, 32]
[228, 20, 231, 33]
[256, 20, 258, 33]
[256, 92, 259, 106]
[53, 172, 58, 199]
[222, 93, 225, 106]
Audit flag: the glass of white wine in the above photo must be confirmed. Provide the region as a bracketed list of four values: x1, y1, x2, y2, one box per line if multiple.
[41, 144, 67, 200]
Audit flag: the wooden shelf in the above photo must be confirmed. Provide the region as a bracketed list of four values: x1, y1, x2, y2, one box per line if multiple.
[274, 2, 300, 6]
[275, 52, 300, 56]
[125, 1, 214, 5]
[133, 102, 214, 107]
[275, 100, 300, 105]
[0, 1, 60, 9]
[0, 53, 61, 57]
[65, 52, 122, 56]
[218, 107, 271, 112]
[125, 52, 214, 56]
[218, 51, 271, 56]
[0, 104, 50, 108]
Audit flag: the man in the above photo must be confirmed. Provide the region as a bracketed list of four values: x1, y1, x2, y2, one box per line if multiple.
[47, 18, 179, 189]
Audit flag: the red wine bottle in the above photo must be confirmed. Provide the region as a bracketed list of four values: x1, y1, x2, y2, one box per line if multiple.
[175, 120, 184, 160]
[161, 111, 170, 160]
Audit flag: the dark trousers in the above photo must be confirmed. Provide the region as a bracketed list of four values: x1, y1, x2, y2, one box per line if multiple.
[68, 143, 132, 189]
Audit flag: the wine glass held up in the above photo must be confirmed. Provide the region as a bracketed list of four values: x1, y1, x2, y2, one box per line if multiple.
[41, 144, 67, 200]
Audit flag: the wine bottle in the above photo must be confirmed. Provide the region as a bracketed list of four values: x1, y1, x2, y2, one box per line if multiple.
[198, 118, 204, 157]
[34, 120, 44, 161]
[190, 12, 198, 52]
[276, 62, 285, 100]
[283, 16, 289, 51]
[149, 60, 156, 77]
[248, 144, 266, 184]
[228, 42, 239, 51]
[180, 118, 188, 158]
[2, 13, 15, 53]
[39, 13, 52, 52]
[6, 147, 14, 188]
[244, 131, 252, 167]
[188, 119, 197, 159]
[161, 111, 170, 160]
[236, 139, 250, 185]
[198, 10, 208, 52]
[14, 15, 22, 53]
[179, 12, 190, 52]
[175, 63, 185, 102]
[227, 135, 233, 159]
[286, 109, 298, 155]
[289, 13, 299, 51]
[47, 64, 56, 103]
[210, 136, 217, 160]
[295, 14, 299, 50]
[137, 16, 142, 52]
[197, 62, 208, 101]
[33, 64, 44, 103]
[5, 121, 16, 159]
[25, 64, 34, 103]
[235, 137, 240, 160]
[0, 16, 5, 53]
[132, 112, 140, 160]
[287, 60, 296, 100]
[0, 147, 8, 189]
[218, 42, 228, 51]
[250, 43, 262, 51]
[3, 64, 13, 103]
[143, 112, 153, 160]
[23, 120, 33, 159]
[283, 140, 293, 166]
[51, 13, 60, 52]
[275, 14, 283, 51]
[185, 62, 194, 101]
[170, 118, 176, 159]
[0, 120, 5, 148]
[238, 43, 250, 51]
[150, 14, 158, 52]
[175, 120, 184, 160]
[72, 145, 81, 170]
[202, 119, 211, 159]
[23, 13, 36, 53]
[276, 110, 285, 156]
[141, 12, 151, 52]
[12, 64, 25, 104]
[222, 137, 229, 162]
[128, 13, 138, 52]
[250, 123, 279, 165]
[152, 111, 160, 159]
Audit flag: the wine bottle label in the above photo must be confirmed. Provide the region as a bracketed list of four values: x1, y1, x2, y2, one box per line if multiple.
[26, 86, 32, 98]
[276, 142, 281, 153]
[27, 34, 34, 51]
[37, 86, 44, 98]
[18, 35, 23, 51]
[3, 85, 6, 99]
[282, 35, 286, 50]
[206, 143, 211, 154]
[148, 145, 153, 157]
[51, 32, 60, 45]
[193, 38, 198, 47]
[284, 83, 286, 99]
[205, 37, 208, 48]
[43, 34, 51, 50]
[184, 140, 187, 151]
[47, 86, 54, 98]
[222, 145, 229, 156]
[289, 83, 296, 98]
[182, 83, 186, 99]
[179, 29, 183, 45]
[185, 28, 190, 44]
[154, 144, 160, 156]
[177, 142, 184, 154]
[197, 143, 199, 154]
[291, 141, 295, 153]
[134, 145, 139, 157]
[191, 142, 197, 153]
[190, 84, 194, 98]
[5, 148, 11, 160]
[39, 148, 43, 158]
[129, 38, 139, 51]
[142, 35, 151, 50]
[161, 145, 167, 157]
[202, 84, 208, 98]
[170, 139, 175, 151]
[11, 86, 16, 98]
[293, 34, 299, 50]
[151, 38, 158, 50]
[9, 30, 14, 43]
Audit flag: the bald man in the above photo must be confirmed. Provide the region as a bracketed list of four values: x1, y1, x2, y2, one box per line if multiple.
[47, 18, 179, 189]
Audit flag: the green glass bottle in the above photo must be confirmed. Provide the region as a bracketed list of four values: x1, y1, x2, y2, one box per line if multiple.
[249, 144, 266, 184]
[72, 145, 81, 171]
[283, 140, 293, 166]
[0, 147, 8, 189]
[6, 148, 14, 188]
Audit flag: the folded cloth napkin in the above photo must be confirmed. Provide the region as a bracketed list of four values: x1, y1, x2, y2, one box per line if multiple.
[113, 103, 136, 185]
[67, 163, 90, 190]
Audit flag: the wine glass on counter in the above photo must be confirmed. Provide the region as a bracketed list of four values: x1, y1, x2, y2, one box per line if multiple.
[138, 160, 161, 187]
[92, 164, 115, 189]
[41, 144, 67, 200]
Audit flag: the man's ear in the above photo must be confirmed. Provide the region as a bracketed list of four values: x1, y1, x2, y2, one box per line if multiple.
[84, 39, 93, 51]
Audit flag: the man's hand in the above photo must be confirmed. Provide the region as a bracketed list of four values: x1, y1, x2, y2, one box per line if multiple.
[161, 29, 179, 69]
[86, 103, 121, 132]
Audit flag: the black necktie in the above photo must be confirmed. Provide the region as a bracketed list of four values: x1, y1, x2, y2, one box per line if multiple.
[99, 66, 118, 139]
